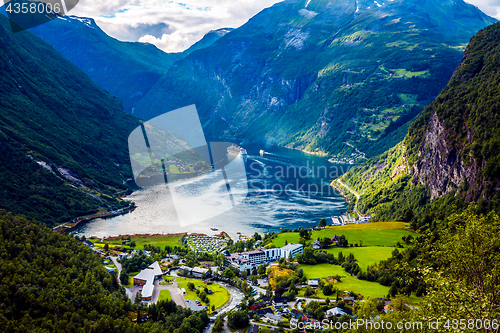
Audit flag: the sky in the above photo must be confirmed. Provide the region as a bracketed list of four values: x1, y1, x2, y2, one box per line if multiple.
[70, 0, 500, 53]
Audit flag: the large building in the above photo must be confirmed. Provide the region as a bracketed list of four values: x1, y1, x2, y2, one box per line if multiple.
[226, 244, 303, 272]
[134, 262, 163, 301]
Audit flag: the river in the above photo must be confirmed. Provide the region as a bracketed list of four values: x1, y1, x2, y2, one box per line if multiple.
[73, 143, 352, 239]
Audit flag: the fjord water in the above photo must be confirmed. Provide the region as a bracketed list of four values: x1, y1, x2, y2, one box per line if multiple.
[73, 144, 351, 238]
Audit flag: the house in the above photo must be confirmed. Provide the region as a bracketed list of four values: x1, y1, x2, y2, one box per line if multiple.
[227, 244, 303, 272]
[326, 307, 348, 318]
[133, 262, 163, 301]
[249, 308, 273, 318]
[248, 325, 259, 333]
[291, 309, 302, 319]
[83, 240, 94, 247]
[272, 297, 288, 308]
[192, 267, 209, 278]
[343, 296, 356, 304]
[308, 278, 320, 287]
[312, 240, 322, 249]
[331, 235, 340, 246]
[249, 301, 266, 311]
[280, 243, 303, 260]
[263, 313, 283, 325]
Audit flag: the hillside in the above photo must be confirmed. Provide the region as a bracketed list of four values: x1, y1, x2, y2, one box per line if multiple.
[30, 18, 233, 113]
[0, 210, 209, 332]
[0, 13, 141, 224]
[339, 21, 500, 225]
[29, 16, 185, 112]
[134, 0, 496, 158]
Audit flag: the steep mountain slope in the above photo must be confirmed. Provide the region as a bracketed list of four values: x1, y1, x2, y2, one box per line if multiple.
[29, 16, 184, 112]
[184, 28, 234, 54]
[0, 14, 141, 224]
[134, 0, 496, 157]
[340, 21, 500, 224]
[30, 17, 233, 113]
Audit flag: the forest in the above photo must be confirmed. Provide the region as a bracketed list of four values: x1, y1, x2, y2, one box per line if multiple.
[0, 210, 208, 333]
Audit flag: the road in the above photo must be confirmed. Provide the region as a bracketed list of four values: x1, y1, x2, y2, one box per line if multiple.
[336, 179, 362, 220]
[110, 256, 122, 284]
[157, 281, 188, 308]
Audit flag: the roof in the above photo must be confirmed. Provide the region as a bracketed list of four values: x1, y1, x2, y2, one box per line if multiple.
[273, 297, 288, 303]
[265, 313, 282, 321]
[148, 261, 163, 277]
[134, 267, 154, 282]
[142, 281, 154, 299]
[280, 243, 302, 252]
[192, 267, 209, 274]
[246, 250, 265, 256]
[248, 325, 259, 333]
[326, 307, 346, 317]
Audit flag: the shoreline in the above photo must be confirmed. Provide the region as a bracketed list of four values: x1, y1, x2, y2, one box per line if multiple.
[55, 206, 137, 233]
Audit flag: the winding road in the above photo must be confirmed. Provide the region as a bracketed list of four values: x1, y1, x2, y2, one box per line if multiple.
[336, 179, 362, 220]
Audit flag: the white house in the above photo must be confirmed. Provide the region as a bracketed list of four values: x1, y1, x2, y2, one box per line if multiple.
[308, 278, 320, 287]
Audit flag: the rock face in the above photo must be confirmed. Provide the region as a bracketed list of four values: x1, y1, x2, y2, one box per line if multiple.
[134, 0, 496, 157]
[412, 112, 481, 200]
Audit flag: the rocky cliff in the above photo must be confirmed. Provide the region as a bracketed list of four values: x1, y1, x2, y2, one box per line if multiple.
[340, 21, 500, 221]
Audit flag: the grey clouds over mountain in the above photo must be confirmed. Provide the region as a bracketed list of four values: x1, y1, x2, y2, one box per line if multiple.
[69, 0, 500, 52]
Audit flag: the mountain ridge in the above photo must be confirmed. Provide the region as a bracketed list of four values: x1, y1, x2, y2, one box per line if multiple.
[134, 0, 496, 158]
[339, 21, 500, 223]
[0, 13, 141, 224]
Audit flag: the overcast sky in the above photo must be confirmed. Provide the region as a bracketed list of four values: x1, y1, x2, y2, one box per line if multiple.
[70, 0, 500, 53]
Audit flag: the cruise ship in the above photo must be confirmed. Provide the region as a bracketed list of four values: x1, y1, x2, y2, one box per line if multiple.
[227, 144, 247, 156]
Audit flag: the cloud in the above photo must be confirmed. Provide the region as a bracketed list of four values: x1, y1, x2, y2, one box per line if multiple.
[71, 0, 283, 52]
[68, 0, 499, 53]
[465, 0, 500, 20]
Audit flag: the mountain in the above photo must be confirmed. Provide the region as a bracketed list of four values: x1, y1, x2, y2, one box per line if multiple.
[0, 13, 141, 224]
[30, 17, 233, 113]
[29, 16, 184, 112]
[339, 21, 500, 224]
[134, 0, 496, 158]
[184, 28, 234, 54]
[0, 211, 210, 331]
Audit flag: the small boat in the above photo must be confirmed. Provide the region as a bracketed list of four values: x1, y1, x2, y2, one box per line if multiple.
[227, 144, 247, 156]
[259, 149, 265, 156]
[210, 228, 218, 231]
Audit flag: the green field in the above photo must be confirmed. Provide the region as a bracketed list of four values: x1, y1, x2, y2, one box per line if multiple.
[298, 277, 389, 299]
[159, 290, 172, 302]
[299, 263, 346, 279]
[89, 234, 185, 251]
[177, 280, 230, 311]
[324, 246, 395, 271]
[272, 222, 415, 248]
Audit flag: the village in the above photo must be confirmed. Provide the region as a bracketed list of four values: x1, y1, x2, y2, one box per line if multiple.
[81, 219, 417, 330]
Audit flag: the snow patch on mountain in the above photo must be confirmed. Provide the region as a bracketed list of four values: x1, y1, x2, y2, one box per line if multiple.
[299, 9, 318, 19]
[284, 29, 309, 50]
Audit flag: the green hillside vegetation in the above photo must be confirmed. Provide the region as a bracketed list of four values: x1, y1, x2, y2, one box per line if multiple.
[0, 210, 210, 332]
[340, 21, 500, 225]
[330, 21, 500, 303]
[134, 0, 495, 158]
[0, 14, 141, 225]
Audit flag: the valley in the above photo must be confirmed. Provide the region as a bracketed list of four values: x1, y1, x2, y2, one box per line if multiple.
[0, 0, 499, 332]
